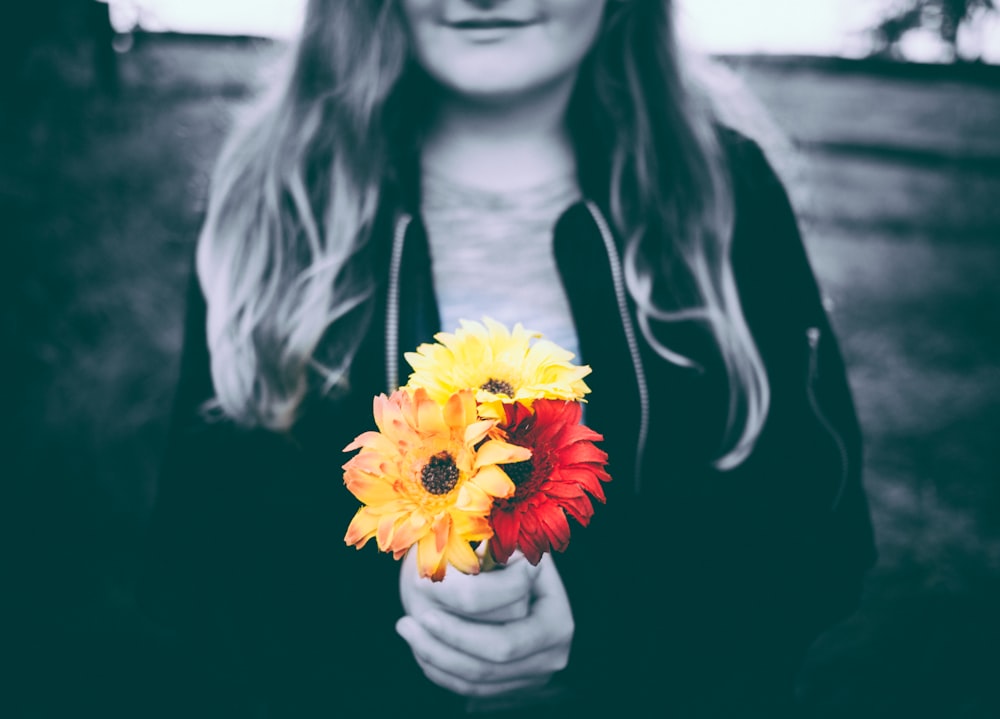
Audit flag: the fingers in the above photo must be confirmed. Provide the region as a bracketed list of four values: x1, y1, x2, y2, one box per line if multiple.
[425, 568, 535, 620]
[415, 556, 574, 663]
[532, 554, 573, 613]
[438, 559, 538, 618]
[395, 615, 562, 697]
[462, 594, 531, 624]
[400, 548, 540, 621]
[417, 608, 565, 666]
[397, 553, 575, 698]
[403, 573, 529, 623]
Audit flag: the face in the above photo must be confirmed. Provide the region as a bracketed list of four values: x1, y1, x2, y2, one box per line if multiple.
[399, 0, 608, 102]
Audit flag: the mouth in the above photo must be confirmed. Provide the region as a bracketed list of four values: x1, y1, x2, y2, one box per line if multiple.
[447, 17, 537, 30]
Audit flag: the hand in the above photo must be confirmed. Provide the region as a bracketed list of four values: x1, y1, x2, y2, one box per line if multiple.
[396, 550, 574, 698]
[400, 544, 539, 623]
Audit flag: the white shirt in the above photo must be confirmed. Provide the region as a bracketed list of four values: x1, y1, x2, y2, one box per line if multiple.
[421, 168, 583, 361]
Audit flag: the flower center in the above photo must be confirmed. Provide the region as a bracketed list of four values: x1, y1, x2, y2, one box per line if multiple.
[481, 378, 515, 396]
[420, 452, 460, 495]
[504, 459, 534, 487]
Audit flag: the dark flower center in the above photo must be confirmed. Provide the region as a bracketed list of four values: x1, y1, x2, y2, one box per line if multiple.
[480, 378, 515, 396]
[504, 459, 535, 487]
[420, 452, 460, 495]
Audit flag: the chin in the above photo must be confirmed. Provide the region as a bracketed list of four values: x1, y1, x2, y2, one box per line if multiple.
[438, 67, 571, 104]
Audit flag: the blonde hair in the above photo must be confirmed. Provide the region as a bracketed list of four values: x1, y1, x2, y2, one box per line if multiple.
[197, 1, 406, 429]
[198, 0, 770, 470]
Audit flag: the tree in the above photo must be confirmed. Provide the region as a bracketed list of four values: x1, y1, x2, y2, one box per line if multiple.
[0, 0, 118, 107]
[872, 0, 998, 61]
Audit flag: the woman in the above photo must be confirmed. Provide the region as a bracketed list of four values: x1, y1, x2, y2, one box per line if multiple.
[141, 1, 877, 716]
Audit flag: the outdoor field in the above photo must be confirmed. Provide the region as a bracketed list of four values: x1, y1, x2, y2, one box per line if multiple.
[5, 35, 1000, 717]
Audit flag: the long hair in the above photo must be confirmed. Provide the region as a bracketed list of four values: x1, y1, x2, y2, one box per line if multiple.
[197, 0, 769, 470]
[197, 1, 407, 430]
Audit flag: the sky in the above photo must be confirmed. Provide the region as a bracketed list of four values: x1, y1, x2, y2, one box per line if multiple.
[105, 0, 1000, 63]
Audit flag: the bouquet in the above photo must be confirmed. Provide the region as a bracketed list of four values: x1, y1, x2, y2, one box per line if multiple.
[342, 318, 611, 581]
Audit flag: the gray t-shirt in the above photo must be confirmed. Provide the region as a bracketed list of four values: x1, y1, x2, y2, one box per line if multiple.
[421, 169, 583, 361]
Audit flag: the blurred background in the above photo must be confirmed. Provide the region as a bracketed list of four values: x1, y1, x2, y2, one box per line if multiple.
[3, 1, 999, 716]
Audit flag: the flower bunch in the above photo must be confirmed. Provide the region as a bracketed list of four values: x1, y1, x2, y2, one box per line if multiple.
[343, 318, 610, 581]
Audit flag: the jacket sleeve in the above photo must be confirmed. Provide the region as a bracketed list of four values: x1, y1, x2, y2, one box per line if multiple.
[727, 134, 877, 638]
[137, 267, 438, 717]
[137, 267, 283, 714]
[139, 265, 213, 632]
[659, 134, 878, 712]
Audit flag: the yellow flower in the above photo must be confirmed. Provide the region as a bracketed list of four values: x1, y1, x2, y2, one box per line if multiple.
[404, 317, 592, 420]
[343, 387, 531, 581]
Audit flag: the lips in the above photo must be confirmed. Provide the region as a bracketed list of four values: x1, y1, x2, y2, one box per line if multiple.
[448, 18, 536, 30]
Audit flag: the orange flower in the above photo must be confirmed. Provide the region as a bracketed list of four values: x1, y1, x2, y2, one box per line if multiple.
[343, 387, 531, 581]
[489, 400, 610, 566]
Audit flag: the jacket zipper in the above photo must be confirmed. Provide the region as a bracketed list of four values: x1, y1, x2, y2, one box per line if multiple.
[385, 213, 412, 393]
[806, 326, 849, 512]
[584, 201, 650, 493]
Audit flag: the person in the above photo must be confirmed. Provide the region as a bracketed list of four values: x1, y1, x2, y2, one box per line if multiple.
[139, 1, 877, 717]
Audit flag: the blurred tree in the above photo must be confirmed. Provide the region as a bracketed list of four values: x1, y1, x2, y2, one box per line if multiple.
[89, 0, 120, 95]
[872, 0, 999, 60]
[0, 0, 118, 114]
[1, 1, 119, 181]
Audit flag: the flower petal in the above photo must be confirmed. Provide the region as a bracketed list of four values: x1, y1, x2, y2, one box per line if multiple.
[489, 509, 519, 564]
[445, 532, 481, 575]
[517, 510, 547, 566]
[376, 511, 402, 551]
[464, 419, 497, 446]
[470, 465, 516, 499]
[536, 502, 571, 554]
[417, 531, 447, 581]
[432, 513, 451, 553]
[554, 442, 605, 466]
[416, 395, 448, 435]
[555, 467, 608, 503]
[388, 513, 428, 555]
[559, 493, 597, 526]
[344, 508, 379, 549]
[474, 439, 532, 469]
[343, 473, 399, 506]
[455, 482, 493, 513]
[442, 391, 469, 429]
[451, 512, 493, 542]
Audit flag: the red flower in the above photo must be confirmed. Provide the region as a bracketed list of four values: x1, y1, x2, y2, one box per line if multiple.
[489, 400, 610, 565]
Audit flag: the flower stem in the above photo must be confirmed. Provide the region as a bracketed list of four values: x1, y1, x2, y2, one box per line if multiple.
[477, 539, 503, 572]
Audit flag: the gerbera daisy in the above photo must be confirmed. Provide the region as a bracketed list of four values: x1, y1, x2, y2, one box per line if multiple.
[404, 317, 592, 420]
[488, 399, 610, 566]
[343, 387, 530, 581]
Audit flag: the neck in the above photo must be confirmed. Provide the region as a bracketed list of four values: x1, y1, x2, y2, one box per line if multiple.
[422, 78, 578, 193]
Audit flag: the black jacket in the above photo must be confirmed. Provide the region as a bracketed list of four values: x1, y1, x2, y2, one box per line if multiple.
[140, 132, 876, 718]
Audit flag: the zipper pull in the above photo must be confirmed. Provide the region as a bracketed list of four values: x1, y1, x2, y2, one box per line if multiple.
[804, 323, 850, 512]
